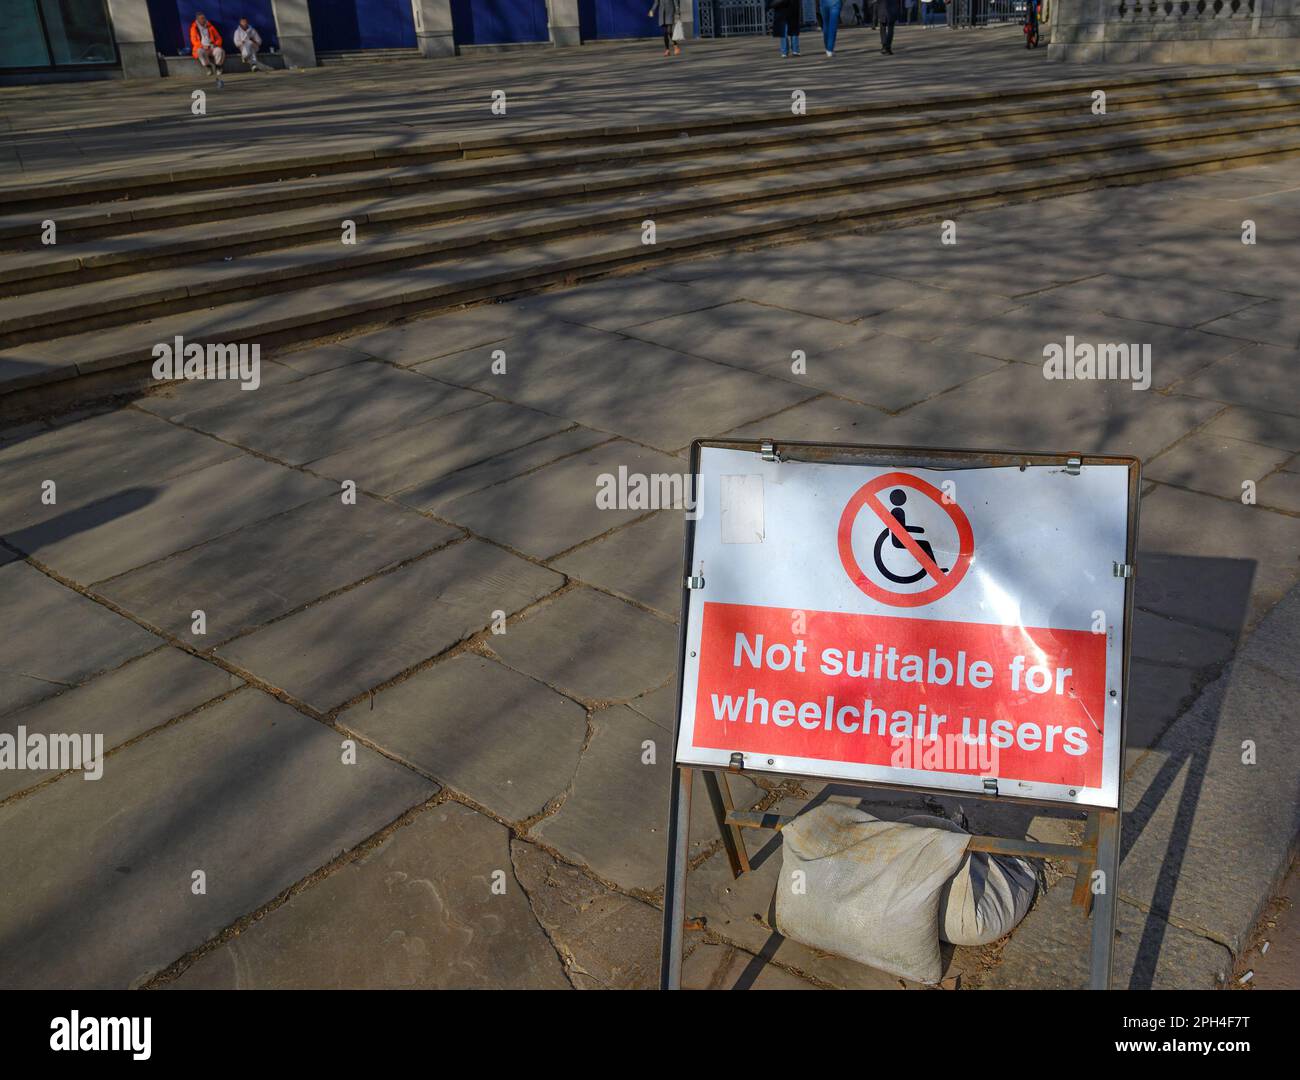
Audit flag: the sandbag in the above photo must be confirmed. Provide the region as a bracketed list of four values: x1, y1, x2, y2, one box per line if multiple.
[902, 814, 1038, 946]
[775, 803, 970, 984]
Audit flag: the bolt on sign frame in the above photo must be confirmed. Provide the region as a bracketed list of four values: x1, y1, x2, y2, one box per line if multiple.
[660, 439, 1140, 991]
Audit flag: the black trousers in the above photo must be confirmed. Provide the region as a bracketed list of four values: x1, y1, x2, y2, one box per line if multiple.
[879, 15, 896, 49]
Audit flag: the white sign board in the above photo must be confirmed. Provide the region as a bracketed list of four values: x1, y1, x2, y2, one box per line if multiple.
[675, 446, 1135, 808]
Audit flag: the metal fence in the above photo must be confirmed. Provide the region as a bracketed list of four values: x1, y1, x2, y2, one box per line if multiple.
[695, 0, 1029, 36]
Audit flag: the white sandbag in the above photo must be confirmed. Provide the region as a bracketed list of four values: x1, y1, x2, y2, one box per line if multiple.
[775, 803, 970, 984]
[902, 814, 1038, 947]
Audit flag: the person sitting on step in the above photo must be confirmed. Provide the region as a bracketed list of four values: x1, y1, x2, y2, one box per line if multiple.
[233, 18, 272, 72]
[190, 12, 225, 87]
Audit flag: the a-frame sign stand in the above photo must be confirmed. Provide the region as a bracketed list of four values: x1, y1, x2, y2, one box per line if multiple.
[659, 439, 1137, 991]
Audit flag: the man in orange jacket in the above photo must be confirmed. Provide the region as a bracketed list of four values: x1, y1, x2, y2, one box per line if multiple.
[190, 12, 226, 87]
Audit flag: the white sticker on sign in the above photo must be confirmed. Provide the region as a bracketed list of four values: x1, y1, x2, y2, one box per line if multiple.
[720, 474, 764, 544]
[675, 447, 1133, 808]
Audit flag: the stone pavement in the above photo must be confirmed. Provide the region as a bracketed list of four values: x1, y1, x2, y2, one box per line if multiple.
[0, 156, 1297, 989]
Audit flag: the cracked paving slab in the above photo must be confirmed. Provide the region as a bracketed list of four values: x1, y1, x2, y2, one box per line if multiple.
[168, 802, 568, 989]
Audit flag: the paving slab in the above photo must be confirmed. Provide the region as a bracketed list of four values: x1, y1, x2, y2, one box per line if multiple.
[682, 943, 819, 990]
[489, 586, 678, 704]
[341, 653, 587, 823]
[176, 362, 490, 464]
[344, 302, 553, 367]
[982, 877, 1232, 989]
[168, 802, 568, 989]
[10, 453, 334, 585]
[272, 343, 374, 375]
[767, 333, 1006, 413]
[0, 409, 239, 537]
[429, 332, 813, 454]
[1202, 405, 1300, 453]
[97, 494, 456, 644]
[1145, 430, 1292, 499]
[1132, 607, 1237, 671]
[0, 687, 436, 989]
[436, 440, 685, 560]
[1178, 342, 1300, 416]
[307, 400, 573, 495]
[532, 705, 762, 893]
[412, 320, 620, 388]
[0, 562, 159, 716]
[628, 300, 877, 376]
[1201, 298, 1300, 351]
[0, 647, 241, 801]
[396, 426, 612, 513]
[1258, 468, 1300, 514]
[875, 363, 1222, 462]
[217, 539, 563, 712]
[510, 837, 668, 989]
[508, 274, 726, 331]
[550, 510, 684, 618]
[1136, 484, 1300, 634]
[1028, 273, 1265, 330]
[134, 359, 307, 420]
[934, 302, 1250, 390]
[1121, 639, 1299, 955]
[721, 393, 891, 443]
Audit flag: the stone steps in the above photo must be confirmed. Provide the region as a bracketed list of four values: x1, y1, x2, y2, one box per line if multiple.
[2, 65, 1295, 211]
[0, 78, 1289, 248]
[3, 85, 1296, 302]
[3, 67, 1300, 416]
[2, 106, 1298, 344]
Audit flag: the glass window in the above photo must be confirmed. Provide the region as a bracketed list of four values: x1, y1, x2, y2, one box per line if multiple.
[40, 0, 117, 64]
[0, 1, 52, 68]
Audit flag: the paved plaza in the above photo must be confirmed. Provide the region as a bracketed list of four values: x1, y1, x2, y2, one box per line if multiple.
[0, 30, 1298, 991]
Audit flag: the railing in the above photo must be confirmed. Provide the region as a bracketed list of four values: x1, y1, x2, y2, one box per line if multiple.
[918, 0, 1033, 26]
[696, 0, 1031, 37]
[696, 0, 822, 37]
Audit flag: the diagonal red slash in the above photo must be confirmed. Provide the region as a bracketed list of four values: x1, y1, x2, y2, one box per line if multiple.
[864, 491, 946, 586]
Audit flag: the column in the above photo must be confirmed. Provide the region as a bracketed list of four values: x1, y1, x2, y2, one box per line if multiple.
[548, 0, 583, 45]
[412, 0, 457, 58]
[271, 0, 318, 69]
[105, 0, 161, 79]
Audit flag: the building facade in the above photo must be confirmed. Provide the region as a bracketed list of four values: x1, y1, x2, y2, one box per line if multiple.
[0, 0, 701, 82]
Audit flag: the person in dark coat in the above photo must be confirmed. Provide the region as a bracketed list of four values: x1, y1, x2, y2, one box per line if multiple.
[767, 0, 802, 56]
[878, 0, 901, 52]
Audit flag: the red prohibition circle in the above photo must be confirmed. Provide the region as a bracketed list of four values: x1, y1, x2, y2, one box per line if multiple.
[837, 471, 974, 608]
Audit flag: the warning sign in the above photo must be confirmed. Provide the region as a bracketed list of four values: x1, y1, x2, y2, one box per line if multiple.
[675, 445, 1136, 808]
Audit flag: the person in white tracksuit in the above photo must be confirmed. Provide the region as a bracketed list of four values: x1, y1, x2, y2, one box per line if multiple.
[233, 18, 272, 71]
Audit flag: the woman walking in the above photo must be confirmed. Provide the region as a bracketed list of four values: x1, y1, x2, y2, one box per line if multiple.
[649, 0, 683, 58]
[819, 0, 843, 57]
[768, 0, 801, 56]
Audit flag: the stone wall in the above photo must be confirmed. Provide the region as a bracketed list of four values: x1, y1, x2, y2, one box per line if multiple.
[1049, 0, 1300, 62]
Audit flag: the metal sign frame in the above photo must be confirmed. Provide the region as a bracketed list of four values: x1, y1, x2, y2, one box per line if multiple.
[660, 438, 1140, 991]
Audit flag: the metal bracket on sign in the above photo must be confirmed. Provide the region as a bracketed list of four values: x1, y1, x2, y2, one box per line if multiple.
[1065, 456, 1082, 475]
[761, 440, 781, 463]
[1112, 562, 1134, 579]
[983, 777, 999, 796]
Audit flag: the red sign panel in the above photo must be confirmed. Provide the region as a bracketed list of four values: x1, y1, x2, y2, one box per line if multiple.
[691, 602, 1108, 789]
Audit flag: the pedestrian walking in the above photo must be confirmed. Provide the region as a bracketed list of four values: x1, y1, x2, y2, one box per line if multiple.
[648, 0, 684, 57]
[820, 0, 843, 56]
[878, 0, 900, 53]
[768, 0, 802, 56]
